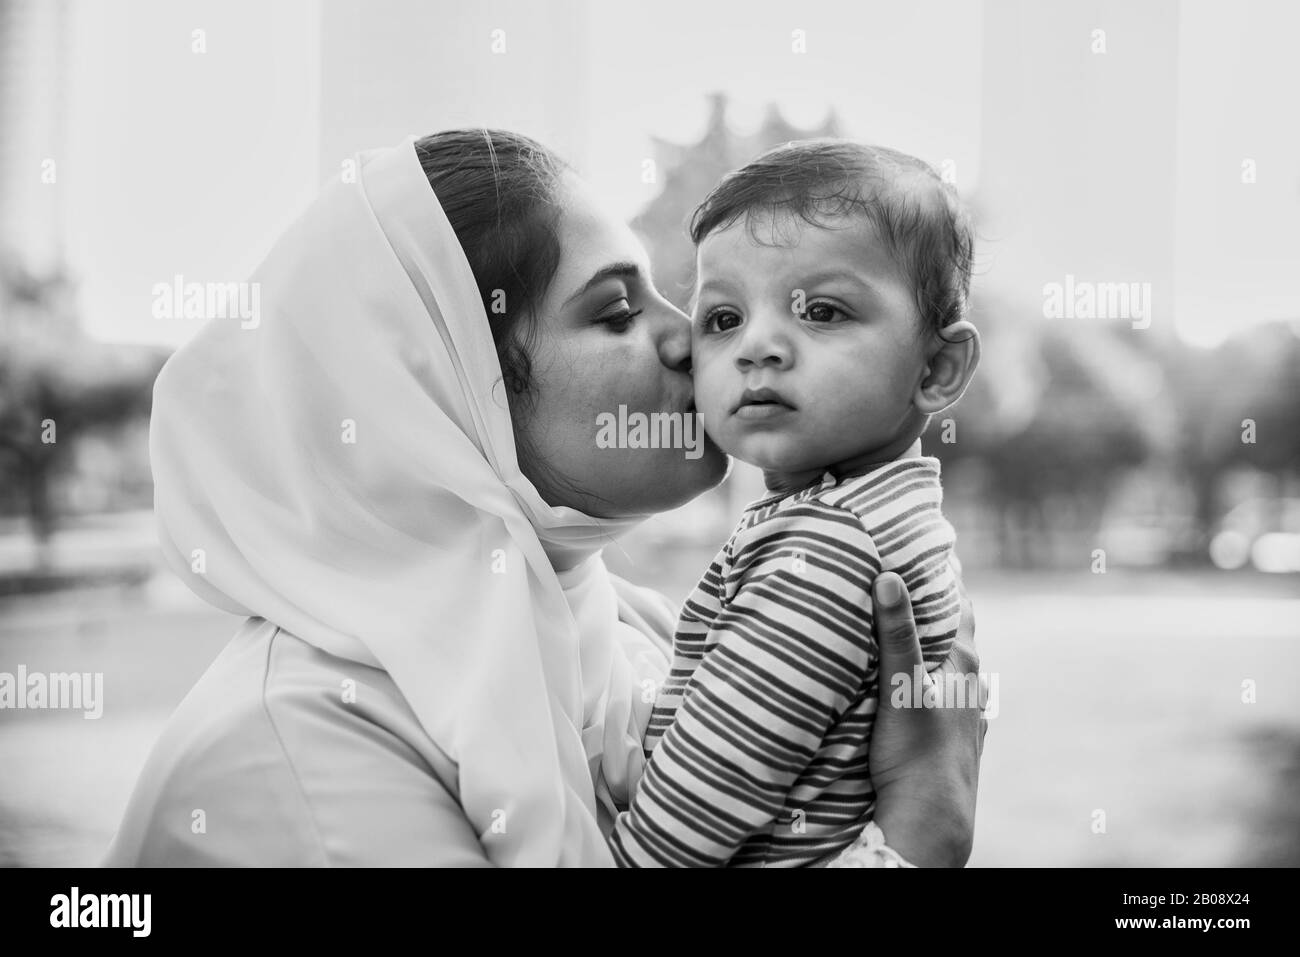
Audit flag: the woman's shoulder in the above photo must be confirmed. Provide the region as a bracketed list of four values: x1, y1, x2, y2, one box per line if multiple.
[105, 619, 488, 867]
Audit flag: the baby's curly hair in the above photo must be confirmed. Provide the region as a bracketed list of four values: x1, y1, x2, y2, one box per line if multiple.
[689, 139, 975, 340]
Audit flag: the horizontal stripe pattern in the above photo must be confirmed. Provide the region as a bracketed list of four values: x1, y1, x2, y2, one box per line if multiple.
[610, 457, 958, 867]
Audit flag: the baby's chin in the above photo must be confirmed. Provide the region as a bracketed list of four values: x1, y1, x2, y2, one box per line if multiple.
[717, 435, 833, 476]
[722, 432, 898, 482]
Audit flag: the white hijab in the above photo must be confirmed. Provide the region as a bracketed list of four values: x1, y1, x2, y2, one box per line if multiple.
[149, 137, 671, 866]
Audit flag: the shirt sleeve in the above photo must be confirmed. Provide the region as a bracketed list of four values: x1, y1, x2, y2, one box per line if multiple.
[608, 501, 880, 867]
[873, 490, 959, 667]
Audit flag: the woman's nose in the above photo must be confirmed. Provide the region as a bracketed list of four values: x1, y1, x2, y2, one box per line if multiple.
[735, 313, 792, 371]
[656, 301, 693, 374]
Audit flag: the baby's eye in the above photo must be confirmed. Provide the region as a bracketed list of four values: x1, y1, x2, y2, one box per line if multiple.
[802, 301, 847, 323]
[702, 308, 743, 333]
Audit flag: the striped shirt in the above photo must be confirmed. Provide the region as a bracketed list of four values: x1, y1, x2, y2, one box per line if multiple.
[609, 456, 958, 867]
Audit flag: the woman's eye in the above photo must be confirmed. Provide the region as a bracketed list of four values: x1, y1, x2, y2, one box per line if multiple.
[803, 302, 845, 323]
[703, 309, 742, 333]
[596, 305, 643, 332]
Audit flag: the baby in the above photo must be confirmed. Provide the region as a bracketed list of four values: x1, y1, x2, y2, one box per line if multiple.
[610, 140, 980, 867]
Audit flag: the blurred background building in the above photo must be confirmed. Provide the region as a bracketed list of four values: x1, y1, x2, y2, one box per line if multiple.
[2, 0, 1298, 867]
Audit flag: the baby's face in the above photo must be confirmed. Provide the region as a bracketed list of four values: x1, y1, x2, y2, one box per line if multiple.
[691, 210, 931, 477]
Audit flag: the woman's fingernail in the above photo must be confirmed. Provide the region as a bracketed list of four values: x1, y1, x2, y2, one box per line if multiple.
[876, 574, 902, 607]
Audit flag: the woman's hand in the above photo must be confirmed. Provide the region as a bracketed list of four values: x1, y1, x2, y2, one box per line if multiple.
[867, 558, 985, 866]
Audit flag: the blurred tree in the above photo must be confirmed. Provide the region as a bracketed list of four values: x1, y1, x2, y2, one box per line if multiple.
[630, 92, 840, 311]
[934, 310, 1160, 567]
[0, 254, 166, 565]
[1159, 321, 1300, 550]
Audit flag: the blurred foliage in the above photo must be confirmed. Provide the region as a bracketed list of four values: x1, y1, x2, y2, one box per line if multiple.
[0, 254, 166, 555]
[1161, 325, 1300, 524]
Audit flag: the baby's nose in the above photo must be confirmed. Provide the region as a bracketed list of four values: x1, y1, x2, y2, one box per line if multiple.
[735, 318, 794, 369]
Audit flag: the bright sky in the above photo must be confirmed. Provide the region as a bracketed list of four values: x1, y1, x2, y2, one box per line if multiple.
[63, 0, 320, 348]
[51, 0, 1300, 350]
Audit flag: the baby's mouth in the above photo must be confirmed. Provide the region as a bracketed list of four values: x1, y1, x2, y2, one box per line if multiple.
[733, 387, 796, 414]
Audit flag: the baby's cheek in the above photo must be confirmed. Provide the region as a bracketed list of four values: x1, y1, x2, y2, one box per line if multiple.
[691, 359, 728, 416]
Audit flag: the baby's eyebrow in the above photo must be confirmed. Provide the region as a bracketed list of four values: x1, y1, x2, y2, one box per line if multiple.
[688, 280, 730, 318]
[799, 271, 880, 298]
[694, 277, 740, 298]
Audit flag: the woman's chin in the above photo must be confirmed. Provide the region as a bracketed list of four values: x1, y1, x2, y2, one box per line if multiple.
[610, 443, 731, 517]
[665, 443, 731, 506]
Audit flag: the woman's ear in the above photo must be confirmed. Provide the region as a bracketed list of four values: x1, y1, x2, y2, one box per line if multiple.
[913, 321, 981, 415]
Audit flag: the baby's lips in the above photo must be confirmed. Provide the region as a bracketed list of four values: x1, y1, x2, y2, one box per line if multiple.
[733, 385, 796, 413]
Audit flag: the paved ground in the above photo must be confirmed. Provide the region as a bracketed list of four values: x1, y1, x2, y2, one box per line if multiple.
[2, 542, 1298, 867]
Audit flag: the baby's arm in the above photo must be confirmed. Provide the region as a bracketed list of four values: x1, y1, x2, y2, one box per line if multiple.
[608, 502, 879, 867]
[887, 507, 959, 668]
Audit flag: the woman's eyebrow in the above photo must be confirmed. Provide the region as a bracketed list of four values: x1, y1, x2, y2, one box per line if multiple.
[561, 261, 641, 307]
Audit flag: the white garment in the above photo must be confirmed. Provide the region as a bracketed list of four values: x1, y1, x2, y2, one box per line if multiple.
[148, 138, 667, 866]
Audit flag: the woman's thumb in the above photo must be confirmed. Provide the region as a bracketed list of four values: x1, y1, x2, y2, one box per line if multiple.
[873, 572, 925, 676]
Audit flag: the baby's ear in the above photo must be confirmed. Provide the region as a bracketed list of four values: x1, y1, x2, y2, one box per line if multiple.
[913, 321, 980, 415]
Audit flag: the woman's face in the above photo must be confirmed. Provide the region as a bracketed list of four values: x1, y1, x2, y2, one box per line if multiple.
[515, 174, 729, 517]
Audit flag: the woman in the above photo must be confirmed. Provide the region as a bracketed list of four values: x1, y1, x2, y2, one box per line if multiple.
[105, 130, 984, 867]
